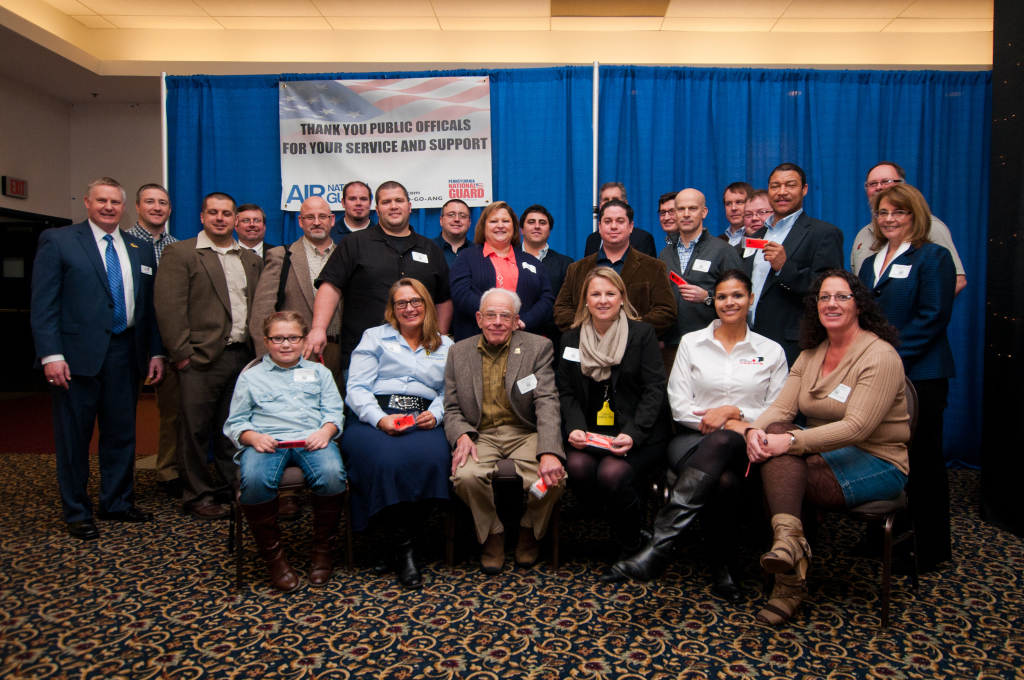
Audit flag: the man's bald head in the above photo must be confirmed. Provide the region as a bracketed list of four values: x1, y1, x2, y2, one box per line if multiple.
[298, 196, 335, 244]
[674, 188, 709, 242]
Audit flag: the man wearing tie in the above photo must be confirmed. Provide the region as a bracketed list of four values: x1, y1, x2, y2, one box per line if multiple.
[31, 177, 165, 540]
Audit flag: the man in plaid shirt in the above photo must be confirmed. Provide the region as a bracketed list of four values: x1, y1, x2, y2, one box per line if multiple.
[126, 183, 181, 498]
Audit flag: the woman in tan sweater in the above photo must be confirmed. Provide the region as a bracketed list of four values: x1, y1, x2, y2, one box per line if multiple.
[745, 269, 910, 625]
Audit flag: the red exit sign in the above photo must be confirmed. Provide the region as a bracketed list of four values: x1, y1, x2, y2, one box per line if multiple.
[2, 176, 27, 199]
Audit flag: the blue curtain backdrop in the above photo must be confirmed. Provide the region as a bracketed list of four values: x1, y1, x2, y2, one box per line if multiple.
[167, 65, 990, 465]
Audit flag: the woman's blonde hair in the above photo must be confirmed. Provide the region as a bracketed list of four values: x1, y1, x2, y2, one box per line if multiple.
[383, 278, 443, 352]
[870, 183, 933, 251]
[571, 266, 640, 329]
[472, 201, 521, 246]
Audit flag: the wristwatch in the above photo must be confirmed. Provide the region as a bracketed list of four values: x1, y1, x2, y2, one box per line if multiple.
[703, 292, 713, 306]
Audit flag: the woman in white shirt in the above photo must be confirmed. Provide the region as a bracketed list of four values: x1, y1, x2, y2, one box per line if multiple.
[608, 269, 788, 600]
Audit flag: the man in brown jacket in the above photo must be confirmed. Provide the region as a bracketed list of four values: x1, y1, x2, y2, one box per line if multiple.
[554, 199, 676, 336]
[444, 288, 566, 575]
[155, 192, 263, 519]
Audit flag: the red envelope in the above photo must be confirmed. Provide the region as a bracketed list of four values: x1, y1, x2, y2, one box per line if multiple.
[276, 440, 306, 448]
[668, 271, 687, 286]
[585, 432, 615, 450]
[394, 414, 415, 429]
[745, 238, 768, 249]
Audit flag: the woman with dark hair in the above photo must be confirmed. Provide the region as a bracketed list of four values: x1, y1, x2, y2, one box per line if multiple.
[449, 201, 555, 341]
[745, 269, 910, 625]
[607, 270, 788, 599]
[858, 183, 955, 573]
[342, 279, 454, 589]
[557, 267, 670, 570]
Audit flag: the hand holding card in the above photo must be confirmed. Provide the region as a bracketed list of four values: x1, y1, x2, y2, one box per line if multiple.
[585, 432, 615, 451]
[393, 414, 415, 430]
[668, 271, 687, 286]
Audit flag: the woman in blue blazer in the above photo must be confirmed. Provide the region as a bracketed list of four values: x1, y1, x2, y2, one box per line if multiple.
[858, 183, 956, 573]
[449, 202, 555, 341]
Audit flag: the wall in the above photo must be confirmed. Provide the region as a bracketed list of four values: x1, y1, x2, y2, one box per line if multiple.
[0, 73, 71, 218]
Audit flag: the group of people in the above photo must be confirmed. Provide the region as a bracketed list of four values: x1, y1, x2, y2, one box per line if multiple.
[31, 159, 963, 626]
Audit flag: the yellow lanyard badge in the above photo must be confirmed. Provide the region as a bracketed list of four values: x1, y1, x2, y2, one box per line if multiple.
[596, 385, 615, 426]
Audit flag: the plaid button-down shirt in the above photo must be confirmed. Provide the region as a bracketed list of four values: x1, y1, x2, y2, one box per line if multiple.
[127, 223, 178, 265]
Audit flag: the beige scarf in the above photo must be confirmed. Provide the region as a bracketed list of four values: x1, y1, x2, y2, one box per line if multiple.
[579, 309, 629, 382]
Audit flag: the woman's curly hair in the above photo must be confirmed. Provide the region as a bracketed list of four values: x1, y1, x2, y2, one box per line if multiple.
[798, 269, 900, 349]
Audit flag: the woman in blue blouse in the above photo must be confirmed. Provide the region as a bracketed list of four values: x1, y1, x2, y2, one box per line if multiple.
[858, 183, 956, 573]
[342, 278, 454, 589]
[449, 201, 555, 341]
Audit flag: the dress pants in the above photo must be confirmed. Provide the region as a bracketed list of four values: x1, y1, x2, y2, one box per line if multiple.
[176, 345, 252, 506]
[907, 377, 952, 568]
[154, 368, 179, 483]
[452, 424, 563, 544]
[50, 329, 140, 523]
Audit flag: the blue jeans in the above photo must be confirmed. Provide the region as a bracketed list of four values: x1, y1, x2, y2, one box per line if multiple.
[237, 442, 347, 505]
[820, 445, 907, 507]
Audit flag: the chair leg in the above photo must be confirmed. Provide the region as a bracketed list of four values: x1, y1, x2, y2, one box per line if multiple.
[446, 503, 456, 568]
[234, 501, 244, 591]
[551, 501, 560, 571]
[344, 488, 354, 570]
[227, 502, 236, 554]
[909, 516, 920, 593]
[880, 513, 895, 628]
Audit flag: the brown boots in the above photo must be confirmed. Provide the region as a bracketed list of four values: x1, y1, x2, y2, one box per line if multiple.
[242, 492, 344, 592]
[758, 514, 811, 625]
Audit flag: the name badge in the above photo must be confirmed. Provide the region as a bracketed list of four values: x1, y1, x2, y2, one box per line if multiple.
[517, 373, 538, 394]
[522, 262, 536, 273]
[889, 264, 912, 279]
[385, 343, 402, 353]
[743, 247, 757, 258]
[563, 347, 580, 362]
[828, 383, 851, 403]
[141, 265, 153, 275]
[692, 259, 711, 273]
[294, 368, 316, 383]
[411, 251, 429, 264]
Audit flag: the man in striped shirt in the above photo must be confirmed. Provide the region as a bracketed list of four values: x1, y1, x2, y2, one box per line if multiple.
[126, 183, 181, 499]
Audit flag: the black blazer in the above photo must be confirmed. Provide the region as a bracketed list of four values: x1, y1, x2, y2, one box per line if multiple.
[541, 247, 574, 366]
[741, 212, 844, 366]
[557, 319, 671, 449]
[583, 227, 658, 259]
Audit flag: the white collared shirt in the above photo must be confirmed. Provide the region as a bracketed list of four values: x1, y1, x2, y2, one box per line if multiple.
[196, 231, 248, 344]
[240, 241, 264, 257]
[750, 209, 803, 324]
[667, 320, 789, 429]
[871, 240, 912, 286]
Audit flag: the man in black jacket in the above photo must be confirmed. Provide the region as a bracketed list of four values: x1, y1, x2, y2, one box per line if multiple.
[741, 163, 844, 366]
[520, 204, 573, 366]
[583, 182, 657, 258]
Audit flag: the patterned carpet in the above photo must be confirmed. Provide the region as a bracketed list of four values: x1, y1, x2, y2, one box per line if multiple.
[1, 454, 1022, 679]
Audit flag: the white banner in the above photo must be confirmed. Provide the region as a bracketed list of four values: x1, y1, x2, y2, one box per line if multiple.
[279, 77, 493, 211]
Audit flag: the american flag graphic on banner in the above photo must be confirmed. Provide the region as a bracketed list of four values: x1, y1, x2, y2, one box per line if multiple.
[280, 77, 493, 211]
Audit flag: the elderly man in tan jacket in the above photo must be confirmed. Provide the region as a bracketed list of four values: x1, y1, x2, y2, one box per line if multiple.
[444, 288, 566, 575]
[155, 192, 263, 520]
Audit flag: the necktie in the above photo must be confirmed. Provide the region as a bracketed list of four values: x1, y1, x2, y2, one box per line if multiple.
[104, 235, 128, 334]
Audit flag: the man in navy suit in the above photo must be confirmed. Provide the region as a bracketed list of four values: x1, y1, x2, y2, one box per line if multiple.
[741, 163, 845, 366]
[235, 203, 276, 260]
[31, 177, 165, 540]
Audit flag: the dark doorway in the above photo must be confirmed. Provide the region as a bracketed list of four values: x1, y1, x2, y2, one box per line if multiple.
[0, 207, 73, 392]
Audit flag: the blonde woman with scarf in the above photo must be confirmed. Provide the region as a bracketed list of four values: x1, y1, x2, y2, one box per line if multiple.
[557, 267, 671, 577]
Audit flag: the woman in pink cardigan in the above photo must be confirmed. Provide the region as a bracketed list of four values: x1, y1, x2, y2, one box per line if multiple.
[745, 269, 910, 625]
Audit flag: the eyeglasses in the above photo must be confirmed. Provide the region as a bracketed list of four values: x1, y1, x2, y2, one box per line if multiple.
[481, 312, 514, 322]
[393, 297, 425, 311]
[817, 293, 854, 303]
[442, 211, 470, 220]
[238, 217, 264, 225]
[873, 210, 910, 220]
[300, 213, 332, 222]
[657, 209, 676, 218]
[267, 335, 304, 344]
[743, 209, 773, 218]
[865, 178, 903, 190]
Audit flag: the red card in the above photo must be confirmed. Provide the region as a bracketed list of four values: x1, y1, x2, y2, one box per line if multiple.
[745, 238, 768, 249]
[394, 414, 415, 429]
[668, 271, 687, 286]
[276, 440, 306, 448]
[585, 432, 615, 450]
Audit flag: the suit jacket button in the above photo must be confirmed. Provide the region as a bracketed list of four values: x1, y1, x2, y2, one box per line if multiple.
[875, 290, 882, 297]
[105, 330, 111, 334]
[108, 304, 114, 309]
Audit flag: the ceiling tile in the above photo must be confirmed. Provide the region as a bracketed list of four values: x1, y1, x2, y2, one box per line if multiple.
[193, 1, 322, 16]
[552, 0, 668, 17]
[77, 1, 209, 15]
[661, 17, 775, 31]
[438, 17, 549, 29]
[550, 16, 663, 30]
[772, 18, 892, 31]
[899, 0, 993, 19]
[782, 1, 914, 19]
[214, 16, 333, 28]
[313, 0, 435, 16]
[103, 15, 224, 28]
[324, 16, 440, 28]
[665, 0, 790, 18]
[884, 17, 993, 31]
[432, 0, 549, 17]
[41, 0, 98, 14]
[70, 14, 117, 27]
